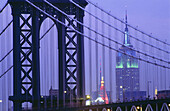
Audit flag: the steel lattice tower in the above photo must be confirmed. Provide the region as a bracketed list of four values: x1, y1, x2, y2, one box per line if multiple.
[8, 0, 87, 110]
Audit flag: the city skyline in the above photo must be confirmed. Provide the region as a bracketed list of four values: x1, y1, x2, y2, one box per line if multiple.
[0, 0, 170, 110]
[116, 14, 140, 101]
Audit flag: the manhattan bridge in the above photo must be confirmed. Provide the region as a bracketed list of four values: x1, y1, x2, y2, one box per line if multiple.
[0, 0, 170, 111]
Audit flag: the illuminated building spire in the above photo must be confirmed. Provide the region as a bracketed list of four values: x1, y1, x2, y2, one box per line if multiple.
[98, 59, 109, 104]
[124, 10, 131, 45]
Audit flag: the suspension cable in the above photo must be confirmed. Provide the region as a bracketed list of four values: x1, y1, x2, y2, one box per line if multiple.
[0, 2, 8, 13]
[0, 18, 56, 78]
[0, 32, 30, 63]
[86, 0, 170, 46]
[70, 0, 170, 54]
[1, 0, 169, 79]
[0, 20, 13, 36]
[44, 0, 169, 64]
[0, 66, 13, 78]
[40, 23, 55, 40]
[0, 49, 13, 62]
[25, 0, 170, 69]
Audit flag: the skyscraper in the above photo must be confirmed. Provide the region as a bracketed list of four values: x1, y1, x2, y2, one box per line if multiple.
[116, 12, 140, 102]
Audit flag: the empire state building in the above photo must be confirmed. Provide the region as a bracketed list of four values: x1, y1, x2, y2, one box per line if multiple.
[116, 13, 139, 102]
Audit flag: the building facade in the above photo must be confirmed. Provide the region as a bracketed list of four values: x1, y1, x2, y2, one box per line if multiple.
[116, 13, 140, 102]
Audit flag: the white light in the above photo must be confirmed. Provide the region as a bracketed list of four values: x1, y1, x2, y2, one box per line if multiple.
[168, 104, 170, 107]
[86, 100, 91, 106]
[95, 97, 104, 103]
[0, 100, 2, 103]
[64, 91, 67, 93]
[120, 86, 123, 88]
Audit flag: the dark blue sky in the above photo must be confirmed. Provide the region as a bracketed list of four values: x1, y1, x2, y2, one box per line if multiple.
[1, 0, 169, 40]
[92, 0, 170, 42]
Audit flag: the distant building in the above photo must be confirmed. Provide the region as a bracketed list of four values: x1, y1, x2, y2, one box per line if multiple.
[40, 87, 59, 109]
[116, 12, 141, 102]
[157, 90, 170, 99]
[91, 63, 110, 105]
[123, 91, 146, 102]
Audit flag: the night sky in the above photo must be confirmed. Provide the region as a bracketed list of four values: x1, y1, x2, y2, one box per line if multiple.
[91, 0, 170, 42]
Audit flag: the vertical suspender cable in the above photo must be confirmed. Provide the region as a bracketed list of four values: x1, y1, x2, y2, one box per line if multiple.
[149, 35, 152, 99]
[164, 40, 166, 90]
[95, 4, 99, 100]
[157, 40, 160, 91]
[114, 18, 118, 102]
[44, 20, 48, 108]
[101, 9, 106, 104]
[108, 11, 112, 103]
[151, 37, 155, 99]
[88, 4, 92, 103]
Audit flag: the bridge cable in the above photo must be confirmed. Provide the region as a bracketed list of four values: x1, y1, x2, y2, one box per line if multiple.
[86, 0, 170, 46]
[0, 2, 8, 13]
[1, 0, 169, 83]
[95, 5, 99, 99]
[0, 49, 13, 63]
[88, 4, 92, 101]
[26, 0, 170, 69]
[25, 0, 170, 69]
[0, 23, 55, 78]
[44, 0, 170, 64]
[0, 20, 13, 36]
[0, 32, 29, 63]
[0, 66, 13, 78]
[70, 0, 170, 54]
[40, 23, 55, 40]
[0, 22, 55, 63]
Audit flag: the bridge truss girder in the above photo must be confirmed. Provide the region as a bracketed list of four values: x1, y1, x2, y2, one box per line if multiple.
[8, 0, 87, 110]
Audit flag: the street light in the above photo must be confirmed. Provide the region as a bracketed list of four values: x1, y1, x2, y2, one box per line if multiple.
[0, 100, 2, 103]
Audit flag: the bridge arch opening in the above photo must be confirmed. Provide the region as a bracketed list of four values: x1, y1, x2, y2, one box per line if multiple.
[40, 17, 59, 106]
[116, 107, 122, 111]
[145, 104, 153, 111]
[130, 105, 137, 111]
[160, 103, 169, 111]
[102, 108, 107, 111]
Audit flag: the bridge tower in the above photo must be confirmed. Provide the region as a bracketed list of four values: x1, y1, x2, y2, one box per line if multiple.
[8, 0, 87, 110]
